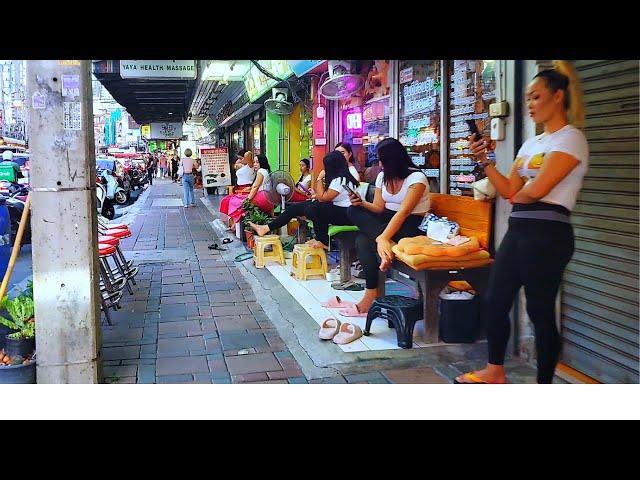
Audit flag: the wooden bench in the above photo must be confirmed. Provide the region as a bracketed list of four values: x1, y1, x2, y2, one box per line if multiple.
[385, 193, 494, 344]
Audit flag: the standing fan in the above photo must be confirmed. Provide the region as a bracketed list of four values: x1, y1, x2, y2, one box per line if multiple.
[263, 170, 295, 235]
[318, 61, 364, 100]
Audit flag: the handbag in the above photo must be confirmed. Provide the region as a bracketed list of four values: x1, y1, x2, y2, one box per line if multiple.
[177, 164, 184, 176]
[472, 177, 496, 200]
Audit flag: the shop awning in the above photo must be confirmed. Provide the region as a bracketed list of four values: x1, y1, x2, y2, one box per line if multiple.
[93, 61, 197, 124]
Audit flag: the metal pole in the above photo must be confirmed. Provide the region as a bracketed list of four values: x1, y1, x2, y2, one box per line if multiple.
[26, 60, 102, 383]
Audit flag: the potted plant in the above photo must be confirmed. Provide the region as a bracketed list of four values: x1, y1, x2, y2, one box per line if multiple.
[0, 293, 36, 384]
[242, 200, 271, 250]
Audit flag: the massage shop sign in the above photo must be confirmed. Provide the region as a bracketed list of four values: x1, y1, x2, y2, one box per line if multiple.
[119, 60, 197, 79]
[200, 148, 231, 187]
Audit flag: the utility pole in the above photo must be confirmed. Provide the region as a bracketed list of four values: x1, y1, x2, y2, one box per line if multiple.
[26, 60, 102, 383]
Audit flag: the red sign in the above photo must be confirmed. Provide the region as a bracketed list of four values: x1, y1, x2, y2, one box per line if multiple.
[200, 147, 231, 187]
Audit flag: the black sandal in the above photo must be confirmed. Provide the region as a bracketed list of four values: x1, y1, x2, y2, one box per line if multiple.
[222, 238, 233, 244]
[208, 243, 227, 251]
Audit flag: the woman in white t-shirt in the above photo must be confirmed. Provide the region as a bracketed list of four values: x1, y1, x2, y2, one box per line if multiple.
[343, 137, 429, 317]
[335, 141, 361, 181]
[455, 61, 589, 385]
[290, 158, 313, 202]
[246, 154, 273, 214]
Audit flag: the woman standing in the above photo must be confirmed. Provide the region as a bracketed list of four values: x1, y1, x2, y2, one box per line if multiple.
[344, 137, 430, 317]
[181, 148, 196, 208]
[455, 61, 588, 384]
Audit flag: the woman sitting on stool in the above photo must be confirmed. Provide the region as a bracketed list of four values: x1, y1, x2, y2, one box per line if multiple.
[343, 137, 430, 317]
[249, 151, 358, 248]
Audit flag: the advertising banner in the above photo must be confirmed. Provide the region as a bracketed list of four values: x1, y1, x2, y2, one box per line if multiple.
[120, 60, 196, 79]
[200, 147, 231, 187]
[149, 122, 183, 139]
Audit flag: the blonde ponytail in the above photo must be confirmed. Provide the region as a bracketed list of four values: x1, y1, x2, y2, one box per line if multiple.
[552, 60, 585, 129]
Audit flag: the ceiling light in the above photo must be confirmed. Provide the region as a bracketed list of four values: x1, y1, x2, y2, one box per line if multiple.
[202, 60, 251, 81]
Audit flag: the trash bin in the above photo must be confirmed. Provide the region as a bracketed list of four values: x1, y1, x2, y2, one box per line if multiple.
[0, 197, 11, 282]
[438, 285, 481, 343]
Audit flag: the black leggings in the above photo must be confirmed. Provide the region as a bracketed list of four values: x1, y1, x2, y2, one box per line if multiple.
[267, 200, 314, 232]
[348, 206, 423, 289]
[485, 217, 574, 384]
[304, 202, 351, 246]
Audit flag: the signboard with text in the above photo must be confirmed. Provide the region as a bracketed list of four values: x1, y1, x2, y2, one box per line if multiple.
[149, 122, 183, 139]
[243, 60, 294, 102]
[200, 147, 231, 187]
[120, 60, 196, 79]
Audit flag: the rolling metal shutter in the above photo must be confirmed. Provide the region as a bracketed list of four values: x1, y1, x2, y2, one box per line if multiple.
[560, 60, 639, 383]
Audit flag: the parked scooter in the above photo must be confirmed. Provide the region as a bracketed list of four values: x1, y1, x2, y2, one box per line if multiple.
[96, 176, 115, 220]
[128, 163, 148, 191]
[101, 169, 128, 205]
[0, 182, 31, 245]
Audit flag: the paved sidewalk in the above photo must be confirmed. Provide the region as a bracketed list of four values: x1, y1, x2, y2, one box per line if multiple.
[101, 178, 544, 384]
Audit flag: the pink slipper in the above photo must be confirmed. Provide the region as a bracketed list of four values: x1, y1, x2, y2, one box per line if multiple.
[321, 295, 356, 308]
[339, 305, 368, 317]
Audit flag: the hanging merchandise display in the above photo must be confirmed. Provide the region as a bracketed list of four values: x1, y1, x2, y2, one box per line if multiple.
[447, 60, 497, 197]
[398, 60, 442, 193]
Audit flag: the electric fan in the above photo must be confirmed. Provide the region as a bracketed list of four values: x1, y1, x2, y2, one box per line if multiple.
[318, 61, 364, 100]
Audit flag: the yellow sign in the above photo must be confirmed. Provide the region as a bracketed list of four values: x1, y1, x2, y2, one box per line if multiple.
[141, 125, 151, 138]
[58, 60, 81, 66]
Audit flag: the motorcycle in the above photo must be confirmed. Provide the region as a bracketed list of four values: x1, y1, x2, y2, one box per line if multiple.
[100, 169, 128, 205]
[128, 163, 148, 191]
[0, 182, 31, 245]
[96, 176, 115, 220]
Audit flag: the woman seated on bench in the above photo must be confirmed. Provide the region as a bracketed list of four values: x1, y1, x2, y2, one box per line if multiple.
[249, 151, 358, 249]
[219, 150, 255, 225]
[344, 137, 429, 317]
[245, 154, 273, 215]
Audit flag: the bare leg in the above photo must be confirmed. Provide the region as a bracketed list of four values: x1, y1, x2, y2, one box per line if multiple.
[248, 221, 270, 237]
[354, 288, 378, 314]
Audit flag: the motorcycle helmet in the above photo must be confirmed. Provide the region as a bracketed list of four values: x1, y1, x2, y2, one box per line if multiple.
[2, 150, 14, 161]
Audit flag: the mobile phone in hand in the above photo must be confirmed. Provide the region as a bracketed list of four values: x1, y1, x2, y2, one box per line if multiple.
[466, 120, 482, 142]
[344, 184, 359, 197]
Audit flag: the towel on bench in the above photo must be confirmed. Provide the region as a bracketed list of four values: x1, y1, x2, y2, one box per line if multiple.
[392, 235, 491, 271]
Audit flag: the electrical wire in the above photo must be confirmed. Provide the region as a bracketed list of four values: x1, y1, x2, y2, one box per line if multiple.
[249, 60, 302, 104]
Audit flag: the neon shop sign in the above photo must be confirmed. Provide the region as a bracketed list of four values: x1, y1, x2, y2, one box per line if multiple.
[343, 107, 364, 134]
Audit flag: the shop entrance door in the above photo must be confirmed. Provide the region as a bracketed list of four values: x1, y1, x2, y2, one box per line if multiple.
[560, 60, 639, 383]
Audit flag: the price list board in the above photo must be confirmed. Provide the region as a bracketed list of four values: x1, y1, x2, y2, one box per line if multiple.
[200, 147, 232, 187]
[448, 60, 497, 196]
[398, 60, 442, 192]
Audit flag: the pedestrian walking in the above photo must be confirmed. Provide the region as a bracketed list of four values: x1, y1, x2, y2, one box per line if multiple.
[171, 155, 179, 182]
[159, 154, 167, 178]
[181, 149, 196, 208]
[147, 154, 157, 185]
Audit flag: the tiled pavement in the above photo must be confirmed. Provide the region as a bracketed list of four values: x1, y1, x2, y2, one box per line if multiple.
[100, 178, 542, 384]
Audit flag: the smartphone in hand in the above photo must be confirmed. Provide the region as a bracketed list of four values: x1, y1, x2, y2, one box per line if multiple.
[466, 119, 483, 142]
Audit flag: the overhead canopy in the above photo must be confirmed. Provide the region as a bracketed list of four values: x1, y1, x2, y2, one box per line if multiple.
[93, 60, 198, 124]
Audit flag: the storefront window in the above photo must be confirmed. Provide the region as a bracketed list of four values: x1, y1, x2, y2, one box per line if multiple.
[398, 60, 441, 193]
[339, 60, 391, 171]
[253, 124, 261, 155]
[448, 60, 497, 196]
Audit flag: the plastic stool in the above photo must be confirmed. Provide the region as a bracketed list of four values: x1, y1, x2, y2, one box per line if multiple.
[364, 295, 424, 349]
[291, 244, 328, 280]
[253, 235, 285, 268]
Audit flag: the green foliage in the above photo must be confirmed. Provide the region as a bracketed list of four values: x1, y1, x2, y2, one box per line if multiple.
[23, 280, 33, 299]
[0, 295, 35, 340]
[242, 199, 271, 227]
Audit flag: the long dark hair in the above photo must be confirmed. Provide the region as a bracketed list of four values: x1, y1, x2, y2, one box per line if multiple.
[323, 151, 358, 189]
[298, 158, 310, 183]
[376, 137, 418, 187]
[256, 154, 271, 173]
[335, 142, 355, 164]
